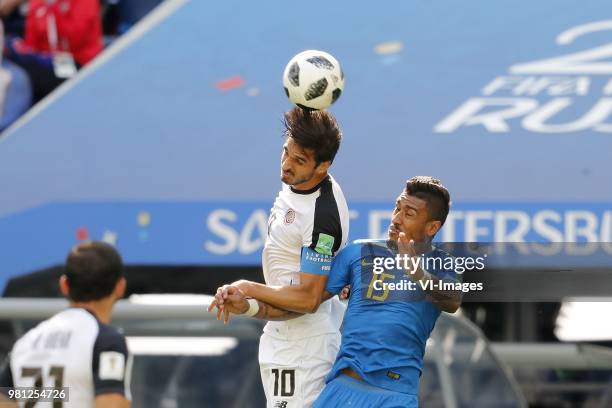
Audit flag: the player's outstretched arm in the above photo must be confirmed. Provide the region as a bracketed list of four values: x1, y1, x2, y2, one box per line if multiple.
[95, 394, 130, 408]
[232, 273, 329, 314]
[253, 300, 303, 321]
[249, 291, 333, 320]
[208, 285, 304, 323]
[252, 289, 334, 320]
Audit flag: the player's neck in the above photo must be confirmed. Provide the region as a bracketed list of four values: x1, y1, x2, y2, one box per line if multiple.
[291, 172, 328, 192]
[69, 299, 115, 324]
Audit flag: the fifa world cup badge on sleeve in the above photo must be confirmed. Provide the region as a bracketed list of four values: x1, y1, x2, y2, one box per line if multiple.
[315, 233, 334, 256]
[99, 351, 126, 380]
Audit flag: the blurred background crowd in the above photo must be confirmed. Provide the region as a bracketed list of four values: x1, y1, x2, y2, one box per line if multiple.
[0, 0, 161, 132]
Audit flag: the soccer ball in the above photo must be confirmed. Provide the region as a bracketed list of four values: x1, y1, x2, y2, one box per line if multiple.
[282, 50, 344, 110]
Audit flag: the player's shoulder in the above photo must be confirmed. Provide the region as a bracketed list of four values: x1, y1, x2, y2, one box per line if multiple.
[91, 322, 129, 398]
[351, 238, 388, 248]
[94, 321, 127, 348]
[326, 175, 347, 201]
[429, 246, 453, 259]
[59, 308, 127, 351]
[352, 238, 386, 245]
[286, 175, 344, 210]
[314, 175, 343, 204]
[327, 174, 344, 187]
[426, 246, 462, 278]
[92, 321, 128, 374]
[13, 309, 95, 351]
[339, 239, 387, 256]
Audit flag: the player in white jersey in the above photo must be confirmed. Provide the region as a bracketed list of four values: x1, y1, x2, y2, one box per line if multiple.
[0, 241, 131, 408]
[209, 107, 349, 407]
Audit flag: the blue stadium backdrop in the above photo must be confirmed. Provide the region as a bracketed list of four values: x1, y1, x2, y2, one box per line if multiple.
[0, 0, 611, 290]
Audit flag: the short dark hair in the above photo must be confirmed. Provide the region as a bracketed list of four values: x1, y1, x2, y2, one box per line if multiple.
[405, 176, 451, 226]
[64, 241, 124, 302]
[283, 107, 342, 164]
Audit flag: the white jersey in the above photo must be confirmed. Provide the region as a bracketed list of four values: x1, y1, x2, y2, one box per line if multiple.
[0, 308, 131, 408]
[263, 174, 349, 340]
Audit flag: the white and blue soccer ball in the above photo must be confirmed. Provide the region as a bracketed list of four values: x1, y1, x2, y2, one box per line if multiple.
[283, 50, 344, 110]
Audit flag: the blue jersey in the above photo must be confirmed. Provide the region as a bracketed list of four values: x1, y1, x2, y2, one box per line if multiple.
[325, 239, 459, 395]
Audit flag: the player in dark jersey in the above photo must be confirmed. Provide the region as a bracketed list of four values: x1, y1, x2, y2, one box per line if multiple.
[0, 241, 131, 408]
[215, 176, 461, 407]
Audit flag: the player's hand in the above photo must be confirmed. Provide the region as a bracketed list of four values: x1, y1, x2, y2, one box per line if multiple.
[397, 232, 426, 280]
[207, 286, 226, 321]
[221, 286, 250, 323]
[208, 285, 250, 324]
[339, 285, 351, 300]
[208, 284, 234, 320]
[397, 232, 417, 257]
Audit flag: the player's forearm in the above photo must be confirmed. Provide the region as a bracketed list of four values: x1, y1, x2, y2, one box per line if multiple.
[0, 0, 25, 18]
[239, 281, 320, 314]
[421, 276, 461, 313]
[254, 300, 303, 321]
[406, 268, 461, 313]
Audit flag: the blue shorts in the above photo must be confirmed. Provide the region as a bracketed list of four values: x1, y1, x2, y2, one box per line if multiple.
[313, 375, 418, 408]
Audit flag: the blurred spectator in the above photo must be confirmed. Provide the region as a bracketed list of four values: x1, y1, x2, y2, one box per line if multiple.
[0, 0, 26, 20]
[5, 0, 103, 103]
[0, 20, 32, 133]
[24, 0, 103, 65]
[116, 0, 162, 33]
[0, 0, 26, 38]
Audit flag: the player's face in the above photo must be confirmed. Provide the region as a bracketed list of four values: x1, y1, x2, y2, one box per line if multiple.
[281, 138, 318, 186]
[388, 193, 439, 242]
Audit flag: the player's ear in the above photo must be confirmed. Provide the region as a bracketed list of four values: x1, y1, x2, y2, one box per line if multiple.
[426, 220, 441, 238]
[315, 160, 331, 175]
[59, 275, 70, 297]
[114, 277, 127, 299]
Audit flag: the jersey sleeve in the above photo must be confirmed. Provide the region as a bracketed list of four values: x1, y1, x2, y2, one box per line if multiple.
[325, 245, 355, 294]
[0, 355, 13, 396]
[92, 325, 130, 397]
[300, 185, 344, 275]
[300, 246, 333, 275]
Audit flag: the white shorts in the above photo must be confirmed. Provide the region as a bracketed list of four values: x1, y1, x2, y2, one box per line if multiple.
[259, 331, 340, 408]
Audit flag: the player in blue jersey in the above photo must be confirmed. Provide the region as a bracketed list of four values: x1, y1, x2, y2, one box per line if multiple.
[213, 176, 461, 407]
[314, 176, 461, 407]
